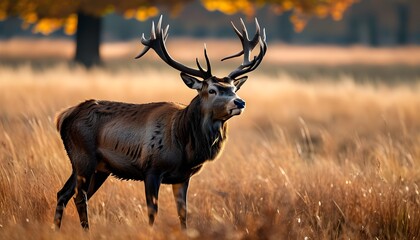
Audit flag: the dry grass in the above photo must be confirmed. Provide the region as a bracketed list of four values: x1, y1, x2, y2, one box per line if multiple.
[0, 58, 420, 239]
[2, 38, 420, 66]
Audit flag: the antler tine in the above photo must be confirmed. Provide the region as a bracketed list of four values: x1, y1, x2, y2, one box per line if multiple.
[241, 21, 252, 64]
[248, 36, 267, 72]
[156, 15, 162, 36]
[249, 31, 267, 70]
[221, 18, 262, 62]
[231, 21, 244, 40]
[156, 15, 169, 42]
[250, 29, 267, 71]
[240, 18, 249, 41]
[135, 15, 212, 79]
[204, 45, 211, 73]
[221, 21, 244, 61]
[163, 24, 169, 41]
[225, 18, 267, 79]
[250, 18, 261, 46]
[263, 27, 267, 41]
[196, 44, 211, 77]
[151, 21, 156, 39]
[221, 50, 243, 62]
[135, 19, 159, 59]
[135, 32, 151, 59]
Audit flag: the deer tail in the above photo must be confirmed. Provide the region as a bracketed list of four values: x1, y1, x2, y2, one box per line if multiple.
[54, 106, 76, 132]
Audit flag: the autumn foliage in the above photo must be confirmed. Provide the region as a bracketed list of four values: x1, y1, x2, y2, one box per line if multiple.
[0, 0, 357, 35]
[0, 0, 177, 35]
[201, 0, 357, 32]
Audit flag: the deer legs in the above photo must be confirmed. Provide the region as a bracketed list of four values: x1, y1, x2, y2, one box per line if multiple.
[55, 168, 189, 229]
[54, 146, 110, 230]
[144, 175, 190, 229]
[144, 174, 162, 226]
[53, 170, 93, 230]
[74, 178, 89, 229]
[55, 167, 190, 230]
[73, 170, 110, 229]
[54, 172, 76, 229]
[87, 171, 110, 199]
[172, 180, 190, 229]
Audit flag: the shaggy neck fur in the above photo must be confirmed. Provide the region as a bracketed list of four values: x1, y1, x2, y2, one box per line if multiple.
[175, 96, 227, 167]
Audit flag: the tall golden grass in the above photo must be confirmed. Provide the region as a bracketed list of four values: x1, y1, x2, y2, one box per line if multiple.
[2, 38, 420, 65]
[0, 60, 419, 239]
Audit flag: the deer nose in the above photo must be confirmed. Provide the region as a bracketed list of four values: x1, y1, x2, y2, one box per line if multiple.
[234, 99, 246, 109]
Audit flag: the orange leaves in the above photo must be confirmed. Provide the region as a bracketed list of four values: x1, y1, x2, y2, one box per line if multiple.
[64, 14, 77, 35]
[331, 0, 355, 21]
[0, 0, 357, 35]
[32, 18, 64, 35]
[201, 0, 256, 16]
[281, 0, 294, 11]
[315, 5, 329, 18]
[290, 14, 307, 32]
[123, 6, 159, 21]
[21, 12, 37, 29]
[0, 0, 7, 20]
[19, 13, 77, 35]
[0, 0, 165, 35]
[201, 0, 357, 32]
[23, 13, 37, 23]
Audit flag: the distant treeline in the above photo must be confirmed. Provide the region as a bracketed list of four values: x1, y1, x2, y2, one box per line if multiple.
[0, 0, 419, 46]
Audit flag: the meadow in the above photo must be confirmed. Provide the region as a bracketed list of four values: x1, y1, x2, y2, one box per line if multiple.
[0, 39, 420, 239]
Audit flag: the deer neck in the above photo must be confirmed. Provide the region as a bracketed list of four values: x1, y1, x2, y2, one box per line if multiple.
[176, 96, 227, 166]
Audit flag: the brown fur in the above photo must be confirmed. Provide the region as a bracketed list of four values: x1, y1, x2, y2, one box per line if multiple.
[53, 86, 235, 229]
[53, 16, 265, 231]
[54, 105, 77, 131]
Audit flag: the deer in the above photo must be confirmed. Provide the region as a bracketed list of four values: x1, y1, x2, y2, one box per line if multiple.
[53, 16, 266, 230]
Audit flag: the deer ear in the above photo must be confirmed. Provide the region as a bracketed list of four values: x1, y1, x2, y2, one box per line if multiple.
[181, 73, 203, 90]
[233, 76, 248, 92]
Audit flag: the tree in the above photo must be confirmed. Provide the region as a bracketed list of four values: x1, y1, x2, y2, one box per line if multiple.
[393, 0, 411, 45]
[0, 0, 189, 67]
[0, 0, 357, 67]
[201, 0, 357, 32]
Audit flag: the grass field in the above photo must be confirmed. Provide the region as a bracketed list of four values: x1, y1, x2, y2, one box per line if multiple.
[0, 40, 420, 239]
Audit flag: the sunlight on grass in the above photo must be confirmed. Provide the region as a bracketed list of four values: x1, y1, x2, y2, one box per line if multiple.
[0, 63, 419, 239]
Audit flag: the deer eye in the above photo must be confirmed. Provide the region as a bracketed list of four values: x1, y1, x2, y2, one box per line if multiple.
[209, 89, 216, 95]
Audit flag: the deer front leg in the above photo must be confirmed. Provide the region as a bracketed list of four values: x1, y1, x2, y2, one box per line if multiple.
[144, 174, 161, 226]
[172, 179, 190, 229]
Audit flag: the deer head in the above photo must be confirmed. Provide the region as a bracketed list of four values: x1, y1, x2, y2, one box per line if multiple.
[135, 16, 267, 121]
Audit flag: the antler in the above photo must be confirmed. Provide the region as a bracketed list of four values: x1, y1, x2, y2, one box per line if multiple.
[135, 15, 212, 80]
[223, 18, 267, 79]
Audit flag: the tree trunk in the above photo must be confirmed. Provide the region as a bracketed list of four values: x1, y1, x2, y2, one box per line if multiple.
[345, 3, 362, 45]
[396, 3, 409, 45]
[75, 12, 101, 68]
[276, 11, 294, 43]
[346, 17, 359, 44]
[367, 14, 378, 46]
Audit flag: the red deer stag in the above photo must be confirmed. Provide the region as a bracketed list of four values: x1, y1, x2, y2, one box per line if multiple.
[53, 16, 266, 230]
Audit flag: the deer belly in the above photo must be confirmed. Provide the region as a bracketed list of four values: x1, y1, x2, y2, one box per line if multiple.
[161, 165, 203, 184]
[97, 147, 146, 180]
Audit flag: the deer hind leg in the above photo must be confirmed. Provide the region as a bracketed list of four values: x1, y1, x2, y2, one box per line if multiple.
[87, 171, 110, 200]
[54, 172, 76, 229]
[72, 152, 97, 230]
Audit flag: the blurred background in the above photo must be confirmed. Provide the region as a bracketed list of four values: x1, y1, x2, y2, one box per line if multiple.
[2, 0, 420, 44]
[1, 1, 420, 239]
[1, 0, 419, 75]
